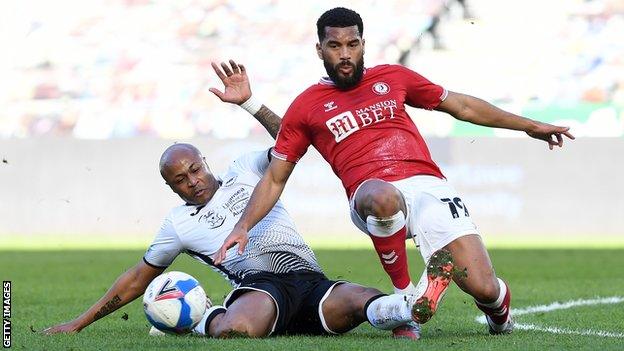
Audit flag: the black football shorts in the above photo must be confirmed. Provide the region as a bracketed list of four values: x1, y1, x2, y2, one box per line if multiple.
[223, 270, 345, 335]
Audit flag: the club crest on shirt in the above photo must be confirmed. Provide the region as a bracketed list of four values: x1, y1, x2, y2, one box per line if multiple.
[372, 82, 390, 95]
[198, 210, 226, 229]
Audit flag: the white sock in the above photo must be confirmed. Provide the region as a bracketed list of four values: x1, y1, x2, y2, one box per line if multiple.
[394, 281, 417, 295]
[366, 294, 415, 330]
[192, 305, 226, 336]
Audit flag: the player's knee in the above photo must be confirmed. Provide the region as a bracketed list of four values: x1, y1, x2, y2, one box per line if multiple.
[211, 315, 267, 338]
[355, 181, 404, 218]
[323, 284, 381, 332]
[327, 284, 381, 315]
[472, 277, 500, 303]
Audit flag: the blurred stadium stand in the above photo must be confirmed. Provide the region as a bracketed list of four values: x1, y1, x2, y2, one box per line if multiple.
[1, 0, 623, 246]
[1, 0, 622, 139]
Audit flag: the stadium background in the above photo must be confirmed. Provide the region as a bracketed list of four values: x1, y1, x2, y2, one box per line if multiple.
[1, 0, 623, 249]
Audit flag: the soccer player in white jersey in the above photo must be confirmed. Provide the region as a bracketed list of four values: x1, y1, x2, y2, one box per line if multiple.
[43, 143, 454, 338]
[43, 63, 456, 339]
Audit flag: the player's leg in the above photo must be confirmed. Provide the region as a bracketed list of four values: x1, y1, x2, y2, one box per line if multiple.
[443, 235, 513, 334]
[351, 179, 414, 294]
[404, 176, 512, 334]
[316, 282, 421, 338]
[193, 290, 276, 338]
[320, 282, 423, 334]
[318, 283, 384, 333]
[209, 291, 276, 338]
[320, 276, 454, 340]
[351, 179, 455, 339]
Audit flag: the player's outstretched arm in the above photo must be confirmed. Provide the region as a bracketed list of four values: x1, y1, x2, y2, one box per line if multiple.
[210, 59, 282, 139]
[214, 158, 295, 264]
[43, 261, 164, 334]
[437, 91, 575, 149]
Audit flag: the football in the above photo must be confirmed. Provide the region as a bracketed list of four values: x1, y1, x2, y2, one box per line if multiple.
[143, 271, 207, 334]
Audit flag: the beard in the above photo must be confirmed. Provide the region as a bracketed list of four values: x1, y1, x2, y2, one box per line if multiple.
[324, 57, 364, 90]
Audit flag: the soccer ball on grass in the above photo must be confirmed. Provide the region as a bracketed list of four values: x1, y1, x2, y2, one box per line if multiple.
[143, 271, 207, 334]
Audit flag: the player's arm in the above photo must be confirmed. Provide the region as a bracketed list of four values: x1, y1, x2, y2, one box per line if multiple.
[43, 260, 164, 334]
[436, 91, 575, 149]
[210, 59, 282, 140]
[213, 158, 295, 264]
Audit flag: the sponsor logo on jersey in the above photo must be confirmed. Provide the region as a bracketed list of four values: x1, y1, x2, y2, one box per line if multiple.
[325, 111, 360, 142]
[325, 99, 398, 143]
[372, 82, 390, 95]
[324, 101, 337, 112]
[199, 210, 226, 229]
[222, 188, 250, 216]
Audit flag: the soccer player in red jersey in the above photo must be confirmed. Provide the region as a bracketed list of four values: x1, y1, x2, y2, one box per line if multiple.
[211, 7, 574, 339]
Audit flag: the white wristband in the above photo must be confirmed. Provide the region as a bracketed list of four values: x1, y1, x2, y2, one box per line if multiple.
[239, 95, 262, 115]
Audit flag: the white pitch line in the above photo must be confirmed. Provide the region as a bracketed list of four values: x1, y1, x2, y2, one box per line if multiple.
[512, 296, 624, 316]
[475, 296, 624, 338]
[513, 323, 624, 338]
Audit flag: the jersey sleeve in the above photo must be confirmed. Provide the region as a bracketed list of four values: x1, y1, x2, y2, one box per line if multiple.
[272, 98, 312, 163]
[396, 65, 447, 110]
[143, 213, 182, 268]
[229, 148, 272, 177]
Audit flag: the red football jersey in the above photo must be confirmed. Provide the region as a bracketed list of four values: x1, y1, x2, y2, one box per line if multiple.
[272, 64, 446, 198]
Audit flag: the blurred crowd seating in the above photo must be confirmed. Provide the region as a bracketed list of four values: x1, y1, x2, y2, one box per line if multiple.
[0, 0, 621, 139]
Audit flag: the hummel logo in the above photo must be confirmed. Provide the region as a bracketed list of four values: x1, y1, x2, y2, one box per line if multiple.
[381, 251, 398, 264]
[324, 101, 337, 112]
[492, 307, 508, 316]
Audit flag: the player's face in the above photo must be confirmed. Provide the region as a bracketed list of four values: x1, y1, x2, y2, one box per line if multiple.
[162, 151, 216, 205]
[317, 25, 365, 90]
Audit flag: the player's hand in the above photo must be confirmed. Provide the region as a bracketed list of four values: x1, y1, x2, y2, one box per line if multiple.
[213, 224, 249, 265]
[209, 59, 252, 105]
[42, 320, 82, 335]
[526, 122, 575, 150]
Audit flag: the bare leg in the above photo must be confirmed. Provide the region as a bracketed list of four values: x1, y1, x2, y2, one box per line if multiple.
[354, 179, 414, 292]
[444, 234, 499, 302]
[444, 234, 513, 334]
[355, 180, 407, 219]
[208, 291, 276, 338]
[322, 278, 453, 335]
[320, 283, 383, 333]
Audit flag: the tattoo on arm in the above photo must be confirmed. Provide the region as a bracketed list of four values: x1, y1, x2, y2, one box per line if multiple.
[93, 295, 122, 321]
[253, 106, 282, 140]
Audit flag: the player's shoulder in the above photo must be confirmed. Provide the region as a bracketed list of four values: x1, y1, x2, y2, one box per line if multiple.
[298, 81, 330, 98]
[220, 154, 267, 187]
[219, 167, 248, 188]
[366, 64, 432, 86]
[367, 64, 411, 75]
[286, 84, 327, 112]
[167, 203, 196, 221]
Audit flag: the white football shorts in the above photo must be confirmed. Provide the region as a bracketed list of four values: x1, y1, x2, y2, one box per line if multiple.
[349, 175, 479, 262]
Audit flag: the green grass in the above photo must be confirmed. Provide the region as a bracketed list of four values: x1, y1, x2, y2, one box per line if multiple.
[3, 248, 624, 350]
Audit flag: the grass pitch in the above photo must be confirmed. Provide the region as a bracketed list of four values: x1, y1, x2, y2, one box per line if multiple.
[4, 248, 624, 350]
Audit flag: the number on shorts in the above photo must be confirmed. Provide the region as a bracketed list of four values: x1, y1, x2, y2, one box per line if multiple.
[441, 197, 469, 218]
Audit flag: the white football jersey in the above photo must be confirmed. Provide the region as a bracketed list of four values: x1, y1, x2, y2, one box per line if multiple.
[143, 149, 322, 287]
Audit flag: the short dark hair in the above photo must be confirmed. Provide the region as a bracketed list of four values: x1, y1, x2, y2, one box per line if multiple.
[316, 7, 363, 42]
